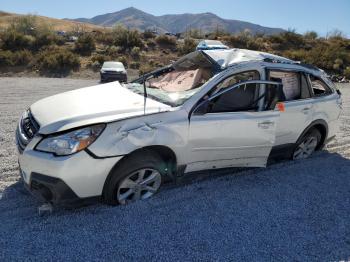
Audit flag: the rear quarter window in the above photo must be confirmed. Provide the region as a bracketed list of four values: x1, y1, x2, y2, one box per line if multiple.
[309, 75, 333, 96]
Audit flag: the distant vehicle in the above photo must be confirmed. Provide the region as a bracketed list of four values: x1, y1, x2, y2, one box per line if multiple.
[68, 36, 78, 42]
[56, 31, 66, 36]
[100, 61, 127, 83]
[196, 40, 229, 51]
[16, 49, 341, 206]
[165, 32, 177, 37]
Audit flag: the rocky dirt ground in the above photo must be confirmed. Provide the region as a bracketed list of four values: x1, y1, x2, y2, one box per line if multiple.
[0, 78, 349, 261]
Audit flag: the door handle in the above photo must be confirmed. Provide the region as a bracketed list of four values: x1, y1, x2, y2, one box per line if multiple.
[258, 121, 275, 129]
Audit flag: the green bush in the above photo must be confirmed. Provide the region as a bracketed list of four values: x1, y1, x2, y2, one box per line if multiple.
[155, 35, 177, 48]
[36, 47, 80, 75]
[95, 31, 114, 45]
[112, 25, 143, 51]
[145, 39, 156, 50]
[90, 61, 101, 72]
[91, 54, 111, 65]
[129, 61, 140, 69]
[267, 30, 305, 50]
[12, 50, 33, 66]
[33, 32, 65, 50]
[0, 50, 15, 66]
[178, 38, 197, 55]
[74, 34, 96, 56]
[116, 56, 128, 67]
[304, 31, 318, 40]
[0, 50, 33, 67]
[0, 30, 34, 51]
[131, 47, 141, 59]
[344, 67, 350, 79]
[143, 30, 156, 39]
[8, 15, 37, 35]
[184, 29, 203, 39]
[106, 45, 121, 57]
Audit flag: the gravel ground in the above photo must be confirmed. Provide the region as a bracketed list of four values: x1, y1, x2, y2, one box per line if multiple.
[0, 77, 349, 261]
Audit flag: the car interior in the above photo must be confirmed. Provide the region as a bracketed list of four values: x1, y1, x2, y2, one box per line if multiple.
[268, 70, 316, 101]
[146, 51, 213, 92]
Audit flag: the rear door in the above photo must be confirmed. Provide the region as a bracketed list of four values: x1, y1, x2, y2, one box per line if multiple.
[267, 70, 314, 145]
[186, 80, 282, 173]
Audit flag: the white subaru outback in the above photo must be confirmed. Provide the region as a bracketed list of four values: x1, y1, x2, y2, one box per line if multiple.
[16, 49, 342, 206]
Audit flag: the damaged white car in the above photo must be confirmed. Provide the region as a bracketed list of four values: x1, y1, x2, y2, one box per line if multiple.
[16, 49, 342, 206]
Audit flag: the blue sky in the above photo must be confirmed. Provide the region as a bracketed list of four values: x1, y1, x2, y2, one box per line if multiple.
[1, 0, 349, 36]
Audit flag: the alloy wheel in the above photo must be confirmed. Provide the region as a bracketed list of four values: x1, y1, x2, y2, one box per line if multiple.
[293, 136, 318, 160]
[116, 168, 162, 205]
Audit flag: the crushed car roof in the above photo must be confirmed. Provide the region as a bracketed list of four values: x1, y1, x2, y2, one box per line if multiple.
[203, 48, 295, 69]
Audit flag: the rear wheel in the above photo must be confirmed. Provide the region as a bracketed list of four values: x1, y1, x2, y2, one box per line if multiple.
[104, 151, 164, 205]
[292, 129, 321, 160]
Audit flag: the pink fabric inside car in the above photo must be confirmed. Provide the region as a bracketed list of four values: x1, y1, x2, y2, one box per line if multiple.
[149, 69, 209, 92]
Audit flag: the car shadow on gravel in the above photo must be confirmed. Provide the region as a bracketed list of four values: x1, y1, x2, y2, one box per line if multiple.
[1, 150, 349, 214]
[1, 151, 350, 260]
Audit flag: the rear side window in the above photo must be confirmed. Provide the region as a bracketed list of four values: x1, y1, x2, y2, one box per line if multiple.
[268, 70, 311, 101]
[309, 75, 332, 96]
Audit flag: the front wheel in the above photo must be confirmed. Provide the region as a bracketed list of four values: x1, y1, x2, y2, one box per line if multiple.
[103, 151, 164, 205]
[292, 129, 321, 160]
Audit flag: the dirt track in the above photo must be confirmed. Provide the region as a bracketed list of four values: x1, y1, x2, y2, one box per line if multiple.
[0, 78, 349, 261]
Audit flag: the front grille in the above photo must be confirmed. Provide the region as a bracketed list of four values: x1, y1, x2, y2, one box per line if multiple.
[16, 110, 40, 153]
[105, 71, 123, 75]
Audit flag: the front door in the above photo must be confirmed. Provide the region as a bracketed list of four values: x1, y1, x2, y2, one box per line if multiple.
[186, 80, 281, 173]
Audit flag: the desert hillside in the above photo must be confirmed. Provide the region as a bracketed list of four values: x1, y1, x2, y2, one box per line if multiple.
[0, 11, 102, 31]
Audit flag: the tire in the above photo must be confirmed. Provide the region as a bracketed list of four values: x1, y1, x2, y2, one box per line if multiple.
[292, 129, 322, 160]
[103, 150, 164, 206]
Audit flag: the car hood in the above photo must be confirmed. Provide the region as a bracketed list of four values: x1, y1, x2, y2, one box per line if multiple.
[30, 82, 172, 134]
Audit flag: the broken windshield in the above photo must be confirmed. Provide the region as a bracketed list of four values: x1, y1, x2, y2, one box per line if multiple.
[124, 51, 216, 107]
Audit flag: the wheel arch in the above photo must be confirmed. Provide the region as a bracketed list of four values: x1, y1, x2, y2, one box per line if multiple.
[297, 119, 328, 150]
[102, 145, 178, 197]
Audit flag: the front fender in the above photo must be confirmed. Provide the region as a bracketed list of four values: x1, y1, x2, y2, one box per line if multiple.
[88, 110, 189, 164]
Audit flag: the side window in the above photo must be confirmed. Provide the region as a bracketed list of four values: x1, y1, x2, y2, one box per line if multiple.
[212, 71, 260, 95]
[309, 75, 332, 96]
[209, 84, 259, 113]
[269, 71, 311, 101]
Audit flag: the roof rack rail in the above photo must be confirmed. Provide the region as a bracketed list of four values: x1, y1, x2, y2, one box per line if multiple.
[298, 63, 320, 71]
[263, 58, 321, 71]
[263, 58, 297, 65]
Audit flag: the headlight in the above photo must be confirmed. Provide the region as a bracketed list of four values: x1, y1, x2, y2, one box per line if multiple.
[36, 124, 105, 156]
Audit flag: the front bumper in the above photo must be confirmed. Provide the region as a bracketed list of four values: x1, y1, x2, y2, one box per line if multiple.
[18, 137, 122, 204]
[100, 72, 127, 82]
[21, 171, 81, 205]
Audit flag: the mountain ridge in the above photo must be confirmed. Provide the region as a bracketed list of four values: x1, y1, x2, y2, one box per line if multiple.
[69, 7, 284, 35]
